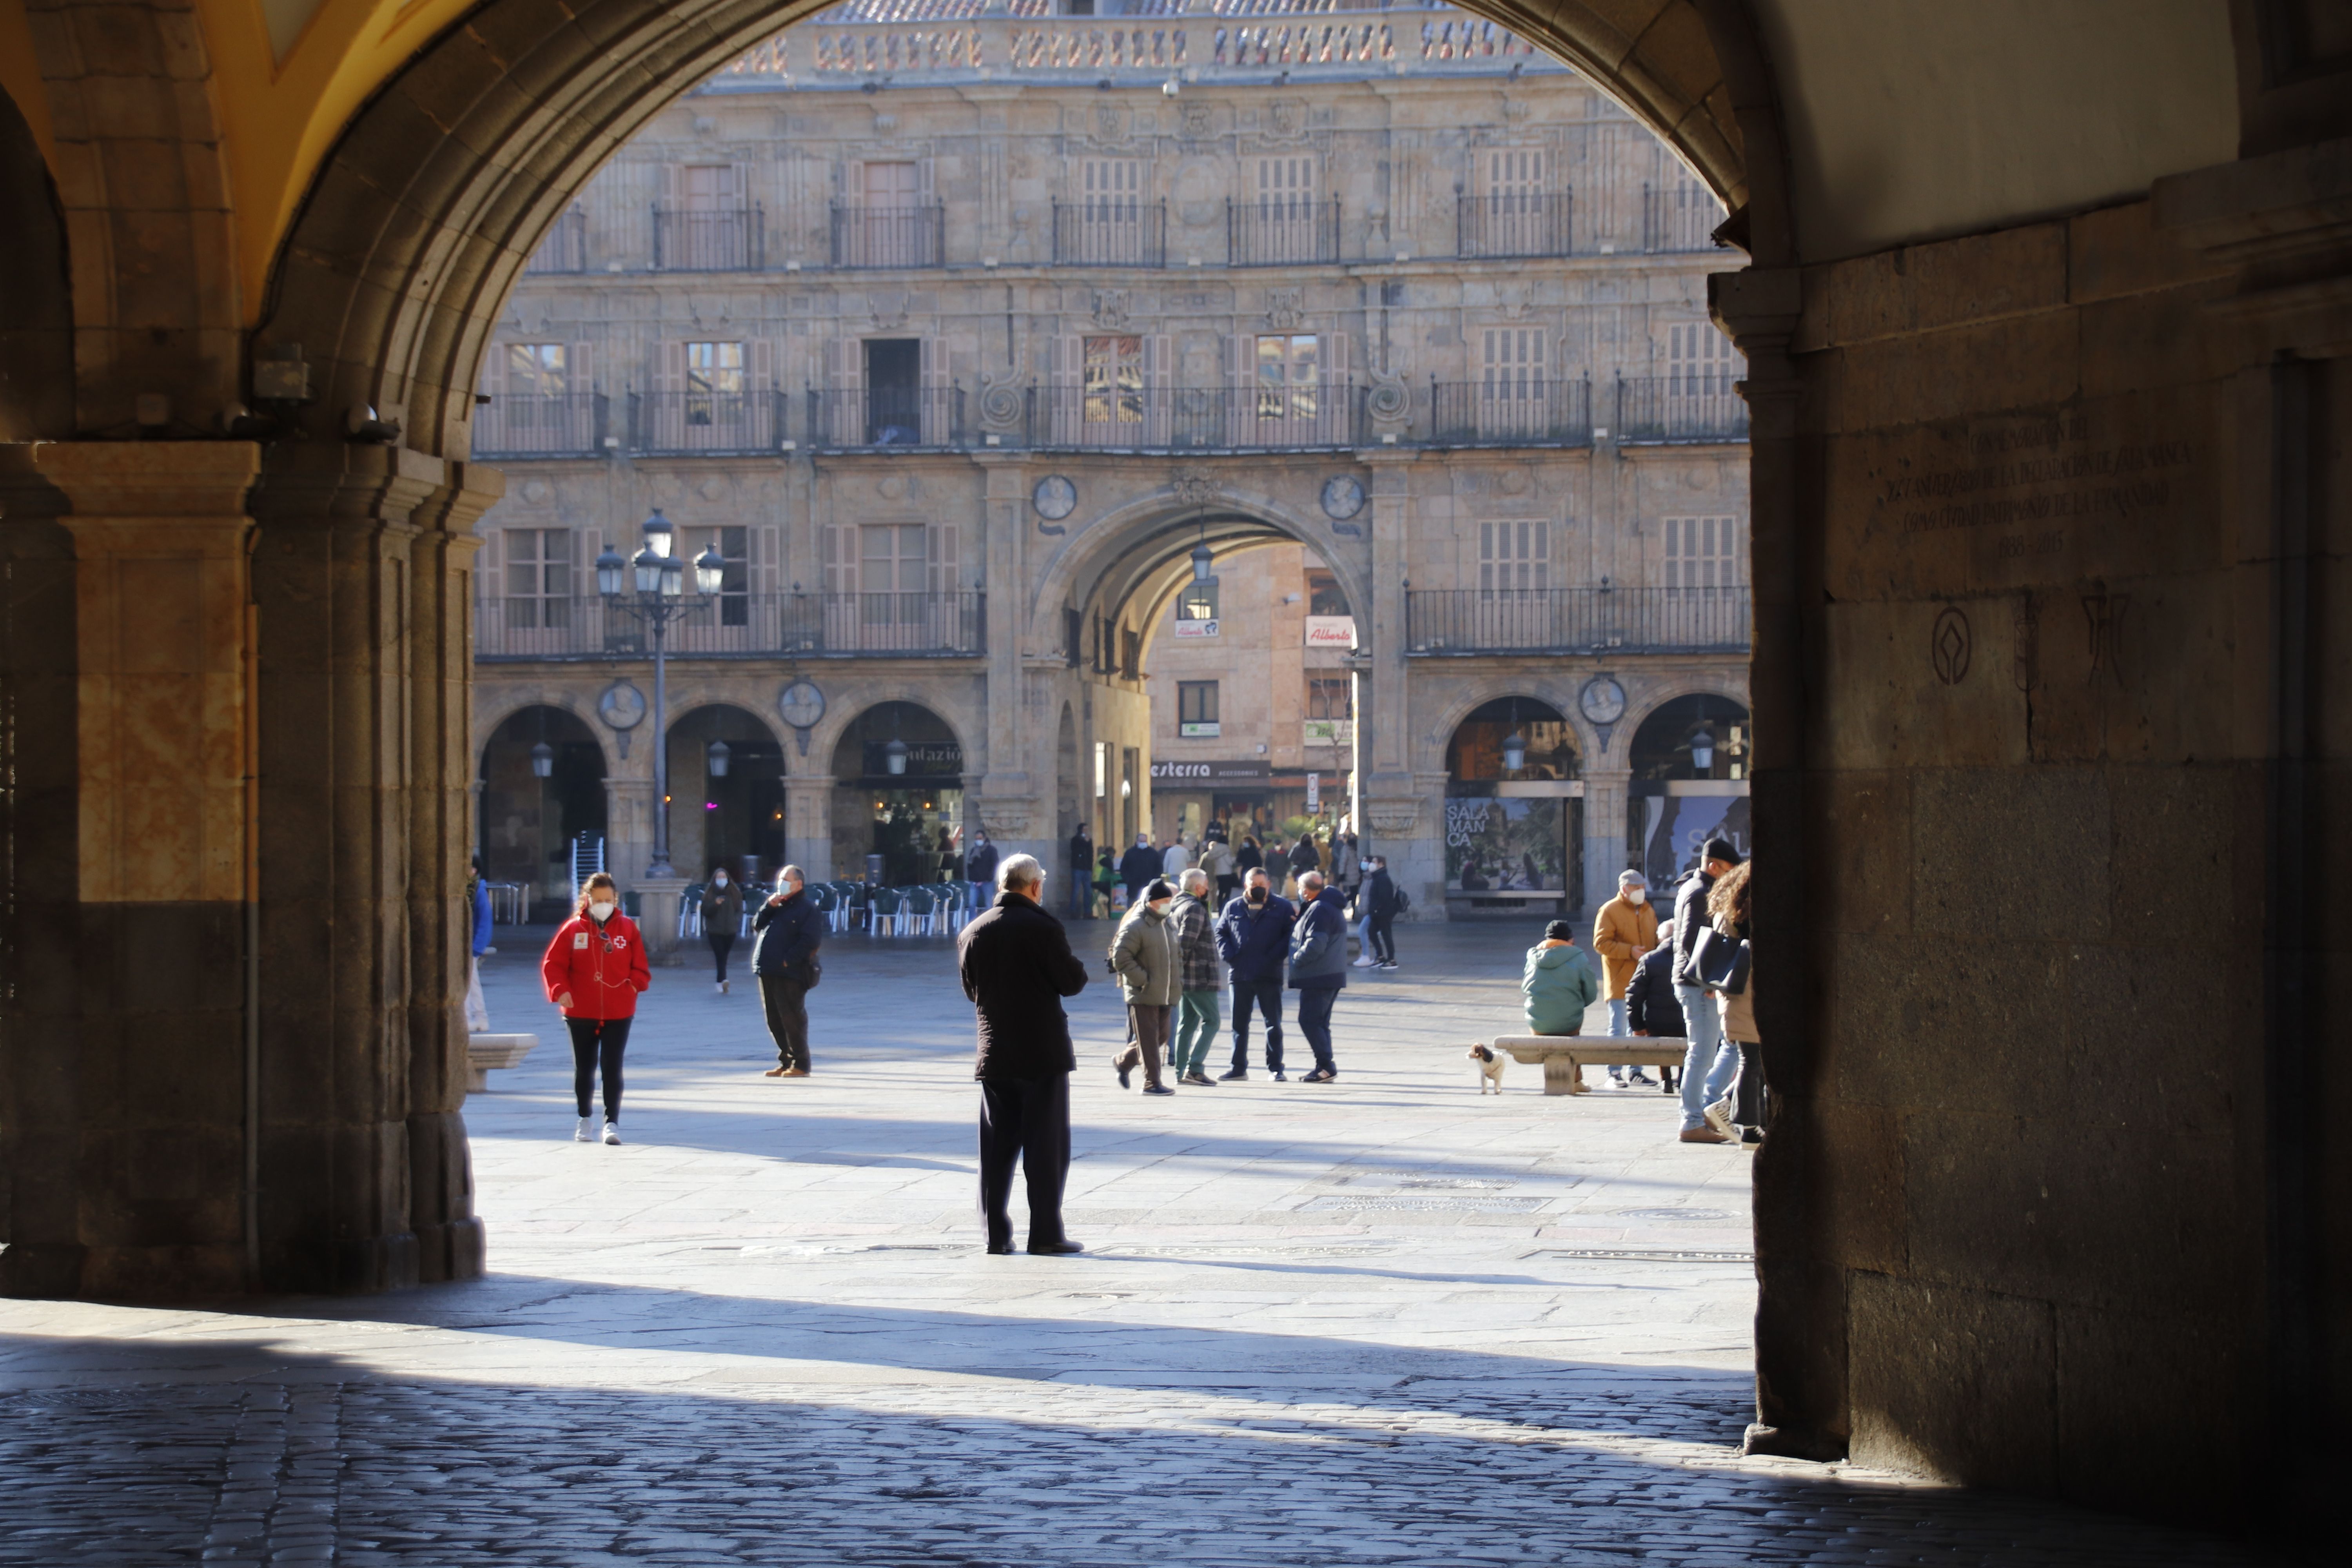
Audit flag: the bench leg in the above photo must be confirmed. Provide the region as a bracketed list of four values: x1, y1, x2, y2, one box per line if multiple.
[1544, 1056, 1581, 1096]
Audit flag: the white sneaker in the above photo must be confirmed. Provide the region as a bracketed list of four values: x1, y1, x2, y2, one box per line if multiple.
[1351, 957, 1376, 967]
[573, 1116, 593, 1143]
[602, 1122, 623, 1146]
[1703, 1096, 1737, 1141]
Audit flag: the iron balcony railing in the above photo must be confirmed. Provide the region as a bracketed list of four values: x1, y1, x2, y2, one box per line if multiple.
[1457, 191, 1575, 259]
[1419, 378, 1592, 447]
[1022, 381, 1357, 450]
[807, 385, 965, 448]
[830, 202, 946, 268]
[474, 392, 611, 458]
[1642, 181, 1725, 253]
[651, 205, 765, 271]
[1615, 374, 1750, 443]
[475, 591, 987, 661]
[1051, 198, 1167, 267]
[524, 206, 588, 274]
[1405, 587, 1752, 654]
[628, 390, 788, 454]
[1227, 195, 1340, 266]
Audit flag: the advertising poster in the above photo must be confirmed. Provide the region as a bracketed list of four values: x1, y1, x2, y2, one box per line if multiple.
[1444, 797, 1568, 893]
[1641, 793, 1751, 890]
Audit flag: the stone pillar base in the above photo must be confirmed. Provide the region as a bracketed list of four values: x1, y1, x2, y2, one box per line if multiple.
[633, 877, 688, 958]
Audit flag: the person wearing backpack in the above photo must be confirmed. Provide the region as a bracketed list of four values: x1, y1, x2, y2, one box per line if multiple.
[752, 864, 825, 1078]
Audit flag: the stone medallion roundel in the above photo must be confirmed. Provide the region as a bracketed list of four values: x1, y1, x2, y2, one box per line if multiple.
[1033, 475, 1077, 521]
[1321, 475, 1365, 520]
[597, 681, 647, 731]
[778, 681, 826, 731]
[1578, 676, 1627, 726]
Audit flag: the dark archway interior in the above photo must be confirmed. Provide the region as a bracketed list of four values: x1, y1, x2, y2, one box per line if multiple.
[479, 706, 606, 911]
[1629, 695, 1749, 784]
[1446, 697, 1574, 784]
[0, 87, 70, 442]
[831, 702, 965, 887]
[668, 704, 786, 880]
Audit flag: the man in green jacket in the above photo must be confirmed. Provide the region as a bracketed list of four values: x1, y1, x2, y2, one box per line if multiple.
[1522, 919, 1599, 1036]
[1109, 878, 1179, 1096]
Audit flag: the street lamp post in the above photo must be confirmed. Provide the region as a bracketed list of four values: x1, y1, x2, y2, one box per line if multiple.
[596, 508, 725, 878]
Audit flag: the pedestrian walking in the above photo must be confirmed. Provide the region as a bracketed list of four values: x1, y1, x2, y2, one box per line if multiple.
[965, 830, 1000, 918]
[1522, 919, 1599, 1038]
[751, 864, 824, 1078]
[1093, 846, 1119, 916]
[1118, 833, 1161, 907]
[1234, 834, 1264, 886]
[1331, 828, 1361, 901]
[1592, 869, 1659, 1086]
[540, 872, 650, 1146]
[957, 853, 1089, 1256]
[1287, 830, 1322, 890]
[1671, 837, 1745, 1144]
[1161, 835, 1193, 879]
[466, 853, 494, 1033]
[1201, 833, 1237, 908]
[1706, 862, 1762, 1145]
[1626, 918, 1684, 1094]
[701, 865, 744, 995]
[1067, 822, 1093, 920]
[1167, 869, 1222, 1087]
[935, 826, 960, 883]
[1215, 866, 1294, 1080]
[1108, 878, 1180, 1095]
[1287, 870, 1348, 1082]
[1361, 854, 1401, 969]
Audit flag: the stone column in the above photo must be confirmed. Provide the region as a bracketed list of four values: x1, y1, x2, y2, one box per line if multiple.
[1581, 766, 1633, 915]
[247, 444, 489, 1294]
[973, 454, 1044, 868]
[0, 441, 258, 1299]
[1356, 450, 1428, 902]
[782, 780, 831, 882]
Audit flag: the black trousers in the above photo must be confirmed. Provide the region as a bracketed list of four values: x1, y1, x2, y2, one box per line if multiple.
[1228, 977, 1285, 1072]
[1733, 1040, 1766, 1128]
[708, 930, 735, 982]
[566, 1015, 632, 1121]
[978, 1073, 1071, 1250]
[759, 970, 811, 1071]
[1368, 912, 1396, 963]
[1215, 875, 1240, 907]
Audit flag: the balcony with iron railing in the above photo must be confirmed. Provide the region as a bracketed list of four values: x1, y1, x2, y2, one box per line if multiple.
[1642, 181, 1726, 254]
[1613, 375, 1750, 443]
[1414, 378, 1592, 447]
[1405, 587, 1752, 655]
[1018, 381, 1357, 451]
[1457, 192, 1575, 259]
[1051, 199, 1168, 267]
[807, 385, 966, 448]
[629, 390, 788, 454]
[476, 591, 987, 661]
[524, 206, 588, 274]
[652, 205, 765, 270]
[474, 393, 612, 458]
[830, 202, 946, 268]
[1228, 196, 1341, 267]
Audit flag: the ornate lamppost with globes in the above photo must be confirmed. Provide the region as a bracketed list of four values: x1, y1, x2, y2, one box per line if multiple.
[596, 508, 725, 879]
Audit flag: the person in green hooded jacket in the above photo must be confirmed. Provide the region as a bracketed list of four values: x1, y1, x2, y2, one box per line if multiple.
[1522, 919, 1600, 1035]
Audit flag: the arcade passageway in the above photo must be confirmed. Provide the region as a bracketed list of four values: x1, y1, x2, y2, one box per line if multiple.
[0, 933, 2287, 1566]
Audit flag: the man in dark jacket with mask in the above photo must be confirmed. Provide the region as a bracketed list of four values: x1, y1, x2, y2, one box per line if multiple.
[1214, 866, 1294, 1080]
[751, 866, 825, 1077]
[958, 854, 1089, 1256]
[1118, 833, 1161, 907]
[1287, 871, 1349, 1082]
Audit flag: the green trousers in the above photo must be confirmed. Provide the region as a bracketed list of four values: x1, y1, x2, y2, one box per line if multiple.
[1174, 988, 1221, 1076]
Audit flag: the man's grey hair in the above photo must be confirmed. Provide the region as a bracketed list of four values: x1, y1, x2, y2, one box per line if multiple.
[779, 864, 805, 887]
[1619, 869, 1648, 888]
[1181, 868, 1210, 894]
[1298, 870, 1326, 894]
[1657, 918, 1676, 944]
[1244, 865, 1270, 883]
[997, 853, 1044, 892]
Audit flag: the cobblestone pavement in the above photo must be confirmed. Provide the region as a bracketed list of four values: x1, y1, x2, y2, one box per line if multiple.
[0, 922, 2298, 1565]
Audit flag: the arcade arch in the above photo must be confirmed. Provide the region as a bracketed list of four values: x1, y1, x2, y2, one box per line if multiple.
[1440, 695, 1579, 916]
[829, 701, 968, 888]
[664, 703, 788, 881]
[477, 704, 607, 916]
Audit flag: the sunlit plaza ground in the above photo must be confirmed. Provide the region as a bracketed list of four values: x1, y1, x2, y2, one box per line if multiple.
[0, 924, 2297, 1565]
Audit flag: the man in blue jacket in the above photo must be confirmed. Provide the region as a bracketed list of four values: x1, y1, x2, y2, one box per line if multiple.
[1214, 866, 1294, 1080]
[1287, 871, 1349, 1082]
[752, 865, 826, 1078]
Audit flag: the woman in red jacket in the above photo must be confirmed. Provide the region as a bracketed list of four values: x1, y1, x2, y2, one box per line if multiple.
[541, 872, 651, 1145]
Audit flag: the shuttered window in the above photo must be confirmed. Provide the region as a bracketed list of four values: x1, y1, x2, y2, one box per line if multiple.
[503, 528, 572, 630]
[1662, 515, 1741, 591]
[1479, 520, 1548, 593]
[1083, 335, 1144, 427]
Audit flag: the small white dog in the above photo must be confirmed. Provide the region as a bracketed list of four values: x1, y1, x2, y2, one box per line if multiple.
[1465, 1044, 1506, 1094]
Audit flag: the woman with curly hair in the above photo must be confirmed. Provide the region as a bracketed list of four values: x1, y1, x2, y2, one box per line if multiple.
[1705, 860, 1762, 1145]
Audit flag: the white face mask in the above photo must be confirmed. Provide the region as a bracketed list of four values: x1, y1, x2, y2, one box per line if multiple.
[1625, 887, 1646, 905]
[713, 873, 728, 887]
[588, 900, 616, 922]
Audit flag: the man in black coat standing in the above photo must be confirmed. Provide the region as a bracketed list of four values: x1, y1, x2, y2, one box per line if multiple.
[1117, 833, 1161, 908]
[752, 865, 825, 1077]
[957, 853, 1090, 1256]
[1067, 823, 1093, 920]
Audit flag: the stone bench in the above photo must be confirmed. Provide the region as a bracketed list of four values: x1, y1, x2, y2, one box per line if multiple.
[466, 1032, 540, 1093]
[1490, 1035, 1690, 1096]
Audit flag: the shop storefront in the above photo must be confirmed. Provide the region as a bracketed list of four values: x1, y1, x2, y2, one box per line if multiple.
[1443, 697, 1581, 918]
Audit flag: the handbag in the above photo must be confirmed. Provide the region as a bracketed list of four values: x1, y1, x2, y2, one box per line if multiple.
[802, 952, 822, 990]
[1690, 924, 1751, 996]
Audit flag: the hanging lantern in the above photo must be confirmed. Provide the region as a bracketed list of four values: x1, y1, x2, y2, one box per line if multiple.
[695, 540, 726, 597]
[595, 542, 626, 597]
[529, 740, 555, 779]
[1689, 723, 1717, 774]
[632, 544, 662, 595]
[707, 739, 731, 778]
[884, 736, 909, 776]
[1190, 539, 1214, 582]
[658, 552, 685, 598]
[640, 508, 675, 561]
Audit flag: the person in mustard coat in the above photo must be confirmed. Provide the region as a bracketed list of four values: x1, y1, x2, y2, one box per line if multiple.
[1592, 869, 1661, 1086]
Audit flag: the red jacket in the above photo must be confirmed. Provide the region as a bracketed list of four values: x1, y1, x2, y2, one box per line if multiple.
[542, 912, 651, 1020]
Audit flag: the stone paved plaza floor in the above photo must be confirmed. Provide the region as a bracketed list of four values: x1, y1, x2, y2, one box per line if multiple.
[0, 918, 2303, 1565]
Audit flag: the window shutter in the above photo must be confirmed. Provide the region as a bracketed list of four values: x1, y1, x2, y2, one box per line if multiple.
[570, 341, 594, 394]
[919, 337, 950, 446]
[1321, 330, 1352, 445]
[1142, 334, 1173, 447]
[1224, 334, 1252, 447]
[928, 523, 959, 595]
[751, 339, 776, 448]
[1048, 334, 1082, 445]
[824, 338, 863, 446]
[657, 164, 679, 267]
[821, 522, 851, 595]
